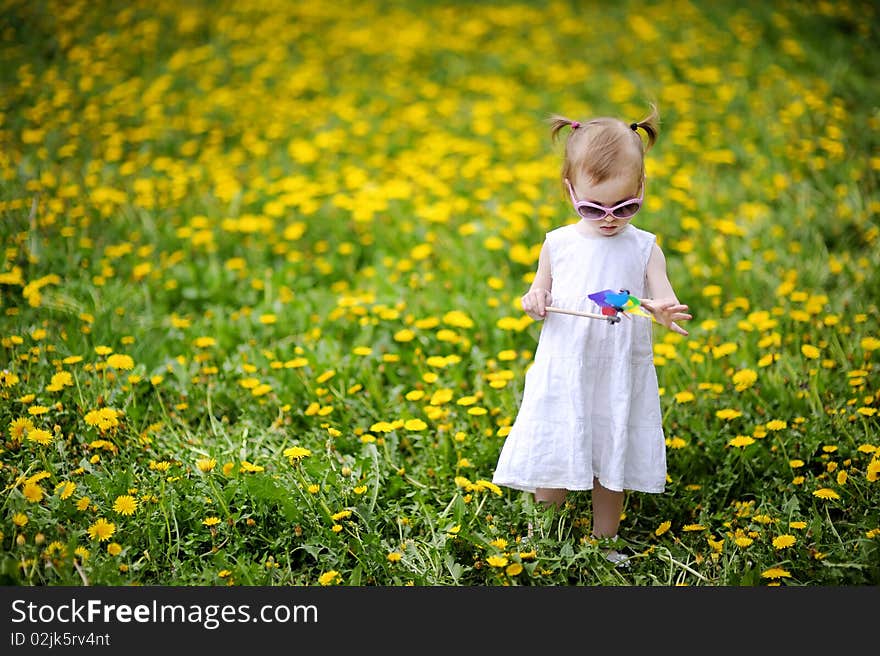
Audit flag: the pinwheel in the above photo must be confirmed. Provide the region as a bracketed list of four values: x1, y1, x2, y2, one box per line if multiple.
[545, 288, 653, 324]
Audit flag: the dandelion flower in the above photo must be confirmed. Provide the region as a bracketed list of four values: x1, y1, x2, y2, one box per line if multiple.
[88, 519, 116, 541]
[812, 488, 840, 500]
[113, 495, 137, 516]
[106, 354, 135, 370]
[387, 552, 402, 563]
[487, 555, 508, 568]
[107, 543, 122, 556]
[655, 521, 671, 537]
[506, 563, 523, 576]
[772, 535, 796, 549]
[765, 419, 787, 431]
[196, 457, 217, 472]
[674, 391, 695, 404]
[202, 517, 221, 527]
[55, 481, 76, 499]
[761, 567, 791, 580]
[23, 482, 44, 502]
[283, 446, 312, 462]
[732, 368, 757, 391]
[27, 428, 52, 445]
[9, 417, 34, 442]
[728, 435, 755, 448]
[318, 570, 341, 586]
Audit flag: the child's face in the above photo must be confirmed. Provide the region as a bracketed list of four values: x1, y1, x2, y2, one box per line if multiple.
[569, 171, 643, 238]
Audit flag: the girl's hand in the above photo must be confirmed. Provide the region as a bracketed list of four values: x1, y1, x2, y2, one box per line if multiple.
[641, 298, 692, 336]
[522, 287, 552, 320]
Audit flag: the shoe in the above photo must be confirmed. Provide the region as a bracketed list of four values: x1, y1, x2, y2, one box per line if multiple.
[604, 549, 631, 568]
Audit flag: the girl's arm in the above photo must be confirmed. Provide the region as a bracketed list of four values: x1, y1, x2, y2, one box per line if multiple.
[642, 243, 692, 336]
[521, 240, 553, 320]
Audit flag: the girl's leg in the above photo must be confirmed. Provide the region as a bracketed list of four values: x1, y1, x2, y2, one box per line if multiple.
[534, 487, 567, 507]
[526, 488, 567, 542]
[590, 477, 624, 538]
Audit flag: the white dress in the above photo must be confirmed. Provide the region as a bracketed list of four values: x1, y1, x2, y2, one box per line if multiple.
[492, 223, 666, 494]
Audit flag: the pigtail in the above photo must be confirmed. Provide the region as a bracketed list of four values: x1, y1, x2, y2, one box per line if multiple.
[548, 114, 581, 143]
[629, 103, 660, 152]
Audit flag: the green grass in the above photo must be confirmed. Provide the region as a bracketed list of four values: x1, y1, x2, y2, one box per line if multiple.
[0, 0, 878, 586]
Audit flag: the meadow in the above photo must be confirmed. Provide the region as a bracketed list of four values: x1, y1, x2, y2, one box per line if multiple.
[0, 0, 878, 586]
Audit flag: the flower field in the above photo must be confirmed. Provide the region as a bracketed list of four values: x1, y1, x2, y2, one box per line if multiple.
[0, 0, 878, 586]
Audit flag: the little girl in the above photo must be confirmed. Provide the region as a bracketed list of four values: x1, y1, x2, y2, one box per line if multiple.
[492, 106, 692, 565]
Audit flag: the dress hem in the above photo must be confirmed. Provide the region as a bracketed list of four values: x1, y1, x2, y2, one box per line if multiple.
[492, 478, 665, 495]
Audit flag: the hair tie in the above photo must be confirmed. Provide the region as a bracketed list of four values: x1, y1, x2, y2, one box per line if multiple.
[571, 121, 580, 130]
[630, 122, 639, 131]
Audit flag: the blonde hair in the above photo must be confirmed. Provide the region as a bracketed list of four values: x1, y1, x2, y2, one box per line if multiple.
[549, 104, 660, 190]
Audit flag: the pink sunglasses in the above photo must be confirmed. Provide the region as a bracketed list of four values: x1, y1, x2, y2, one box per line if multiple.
[565, 177, 644, 221]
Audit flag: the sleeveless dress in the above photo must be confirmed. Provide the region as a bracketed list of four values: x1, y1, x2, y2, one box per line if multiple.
[492, 223, 666, 494]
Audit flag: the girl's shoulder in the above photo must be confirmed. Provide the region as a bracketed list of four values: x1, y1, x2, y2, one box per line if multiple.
[629, 224, 657, 244]
[545, 223, 578, 243]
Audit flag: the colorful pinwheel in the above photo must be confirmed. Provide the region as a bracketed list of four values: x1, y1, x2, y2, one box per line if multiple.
[545, 288, 654, 324]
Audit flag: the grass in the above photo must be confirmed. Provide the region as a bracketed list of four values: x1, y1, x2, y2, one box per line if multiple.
[0, 0, 878, 586]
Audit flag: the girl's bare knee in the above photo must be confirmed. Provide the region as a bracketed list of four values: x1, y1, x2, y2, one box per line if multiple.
[534, 487, 567, 507]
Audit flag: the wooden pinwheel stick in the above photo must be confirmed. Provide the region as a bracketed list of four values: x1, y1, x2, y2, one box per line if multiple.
[545, 306, 621, 324]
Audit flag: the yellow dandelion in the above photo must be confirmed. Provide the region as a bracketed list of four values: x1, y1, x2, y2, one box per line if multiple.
[506, 562, 523, 576]
[728, 435, 755, 448]
[318, 570, 341, 586]
[486, 555, 508, 568]
[106, 354, 135, 370]
[87, 518, 116, 541]
[716, 408, 743, 420]
[404, 418, 427, 431]
[22, 482, 44, 503]
[27, 428, 53, 445]
[765, 419, 787, 431]
[9, 417, 34, 442]
[655, 521, 671, 537]
[761, 567, 791, 579]
[196, 457, 217, 472]
[55, 481, 76, 499]
[387, 552, 402, 563]
[731, 368, 757, 391]
[772, 535, 796, 549]
[866, 459, 880, 482]
[812, 488, 840, 500]
[202, 517, 221, 527]
[113, 495, 137, 516]
[12, 513, 28, 527]
[283, 446, 312, 462]
[107, 543, 122, 556]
